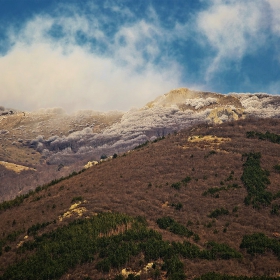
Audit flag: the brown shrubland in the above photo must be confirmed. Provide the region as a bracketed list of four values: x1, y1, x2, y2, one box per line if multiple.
[0, 118, 280, 278]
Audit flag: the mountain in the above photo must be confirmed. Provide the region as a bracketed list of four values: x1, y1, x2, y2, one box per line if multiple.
[0, 88, 280, 202]
[0, 114, 280, 279]
[0, 108, 123, 201]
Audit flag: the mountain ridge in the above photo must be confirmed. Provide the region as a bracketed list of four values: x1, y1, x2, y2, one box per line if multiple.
[1, 88, 280, 201]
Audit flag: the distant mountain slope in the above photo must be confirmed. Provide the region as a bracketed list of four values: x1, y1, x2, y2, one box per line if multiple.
[0, 88, 280, 201]
[0, 109, 123, 200]
[24, 88, 280, 165]
[0, 118, 280, 279]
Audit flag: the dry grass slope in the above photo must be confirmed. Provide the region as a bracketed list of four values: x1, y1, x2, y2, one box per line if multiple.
[0, 118, 280, 279]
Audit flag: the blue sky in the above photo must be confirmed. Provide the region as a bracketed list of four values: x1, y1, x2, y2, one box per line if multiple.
[0, 0, 279, 112]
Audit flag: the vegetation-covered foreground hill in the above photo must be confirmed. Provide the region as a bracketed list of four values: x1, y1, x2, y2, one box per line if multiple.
[1, 118, 280, 279]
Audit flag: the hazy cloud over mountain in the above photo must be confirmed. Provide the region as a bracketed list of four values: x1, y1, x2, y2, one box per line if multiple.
[0, 0, 279, 112]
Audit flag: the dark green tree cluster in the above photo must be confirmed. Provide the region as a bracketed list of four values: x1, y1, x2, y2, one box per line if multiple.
[152, 136, 165, 143]
[95, 226, 163, 272]
[181, 176, 191, 185]
[273, 191, 280, 200]
[204, 242, 242, 260]
[162, 255, 186, 280]
[246, 131, 280, 144]
[225, 171, 234, 181]
[170, 202, 183, 211]
[0, 229, 24, 256]
[168, 240, 241, 261]
[204, 150, 217, 158]
[27, 221, 54, 236]
[2, 213, 133, 280]
[156, 217, 193, 237]
[208, 208, 229, 218]
[134, 141, 149, 150]
[273, 164, 280, 173]
[0, 193, 29, 212]
[171, 182, 181, 190]
[203, 184, 241, 197]
[241, 153, 272, 208]
[271, 204, 280, 215]
[97, 233, 241, 279]
[171, 176, 191, 190]
[240, 232, 280, 257]
[1, 213, 244, 280]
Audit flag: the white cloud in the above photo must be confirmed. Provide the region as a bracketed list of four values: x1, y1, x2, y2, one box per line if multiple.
[266, 0, 280, 35]
[0, 8, 182, 112]
[0, 41, 180, 112]
[103, 0, 134, 18]
[197, 0, 267, 78]
[113, 20, 163, 69]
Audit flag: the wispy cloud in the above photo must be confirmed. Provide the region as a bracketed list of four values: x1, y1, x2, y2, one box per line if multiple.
[266, 0, 280, 36]
[0, 0, 279, 111]
[0, 4, 182, 112]
[196, 0, 267, 79]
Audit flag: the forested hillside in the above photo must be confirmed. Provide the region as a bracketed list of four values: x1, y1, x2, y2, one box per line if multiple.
[0, 117, 280, 279]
